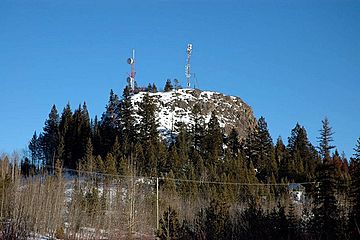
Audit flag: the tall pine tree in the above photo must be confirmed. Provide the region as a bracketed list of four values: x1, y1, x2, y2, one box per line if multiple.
[41, 105, 60, 170]
[245, 117, 277, 182]
[318, 117, 335, 161]
[287, 123, 319, 182]
[204, 111, 223, 165]
[59, 103, 74, 168]
[99, 90, 121, 156]
[137, 93, 159, 144]
[190, 103, 205, 152]
[164, 79, 173, 92]
[70, 103, 91, 169]
[227, 128, 240, 158]
[28, 131, 41, 170]
[312, 118, 341, 240]
[120, 86, 136, 154]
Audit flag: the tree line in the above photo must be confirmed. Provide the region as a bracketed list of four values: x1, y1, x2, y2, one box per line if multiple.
[4, 83, 359, 239]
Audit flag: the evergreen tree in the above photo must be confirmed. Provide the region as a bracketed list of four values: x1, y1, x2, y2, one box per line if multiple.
[167, 145, 181, 175]
[275, 136, 288, 180]
[21, 157, 30, 177]
[203, 199, 230, 240]
[151, 83, 158, 93]
[340, 152, 350, 179]
[175, 124, 190, 165]
[177, 165, 194, 198]
[204, 111, 223, 164]
[137, 93, 159, 144]
[71, 104, 91, 169]
[59, 103, 74, 168]
[81, 138, 94, 173]
[332, 150, 346, 182]
[318, 117, 335, 160]
[113, 141, 126, 174]
[111, 136, 122, 162]
[100, 90, 121, 156]
[258, 117, 277, 179]
[190, 103, 205, 152]
[227, 128, 240, 158]
[134, 142, 145, 175]
[354, 138, 360, 159]
[91, 115, 101, 157]
[312, 118, 341, 240]
[80, 103, 91, 155]
[28, 131, 41, 170]
[144, 142, 157, 176]
[41, 105, 60, 169]
[269, 204, 289, 240]
[105, 153, 117, 177]
[245, 117, 277, 181]
[190, 148, 205, 179]
[235, 201, 268, 239]
[57, 135, 65, 166]
[157, 206, 181, 240]
[162, 170, 177, 196]
[147, 83, 152, 92]
[120, 86, 136, 151]
[164, 79, 173, 92]
[313, 161, 340, 240]
[96, 155, 105, 173]
[157, 142, 169, 174]
[102, 89, 120, 129]
[287, 123, 319, 182]
[287, 201, 298, 239]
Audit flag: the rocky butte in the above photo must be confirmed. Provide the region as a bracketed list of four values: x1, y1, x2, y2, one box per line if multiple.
[130, 88, 257, 141]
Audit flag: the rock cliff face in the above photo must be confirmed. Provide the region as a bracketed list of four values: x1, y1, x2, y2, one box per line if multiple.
[130, 88, 257, 140]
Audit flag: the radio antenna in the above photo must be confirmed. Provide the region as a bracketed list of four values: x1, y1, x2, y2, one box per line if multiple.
[185, 43, 192, 88]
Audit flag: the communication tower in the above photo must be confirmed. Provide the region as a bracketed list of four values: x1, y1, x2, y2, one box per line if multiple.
[185, 43, 192, 88]
[127, 49, 136, 93]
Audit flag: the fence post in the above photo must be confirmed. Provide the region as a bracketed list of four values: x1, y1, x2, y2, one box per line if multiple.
[156, 177, 159, 231]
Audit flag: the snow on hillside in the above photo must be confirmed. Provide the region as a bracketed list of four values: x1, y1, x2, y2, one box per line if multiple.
[130, 88, 257, 141]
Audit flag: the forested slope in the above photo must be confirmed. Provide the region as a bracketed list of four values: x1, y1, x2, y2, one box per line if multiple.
[0, 83, 359, 239]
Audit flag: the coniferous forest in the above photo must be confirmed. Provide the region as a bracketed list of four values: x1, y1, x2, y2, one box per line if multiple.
[1, 84, 360, 239]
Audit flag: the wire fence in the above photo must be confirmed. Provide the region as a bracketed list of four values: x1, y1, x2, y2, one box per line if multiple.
[43, 165, 317, 187]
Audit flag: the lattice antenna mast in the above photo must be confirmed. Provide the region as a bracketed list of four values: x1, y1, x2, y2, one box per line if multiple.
[127, 49, 136, 93]
[185, 43, 192, 88]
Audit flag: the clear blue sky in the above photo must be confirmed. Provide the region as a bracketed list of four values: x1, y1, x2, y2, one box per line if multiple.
[0, 0, 359, 158]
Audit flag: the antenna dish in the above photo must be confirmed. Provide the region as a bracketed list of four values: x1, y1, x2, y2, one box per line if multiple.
[187, 44, 192, 54]
[127, 58, 134, 64]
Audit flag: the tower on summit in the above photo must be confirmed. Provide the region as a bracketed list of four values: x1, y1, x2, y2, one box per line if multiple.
[185, 43, 192, 88]
[127, 49, 136, 93]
